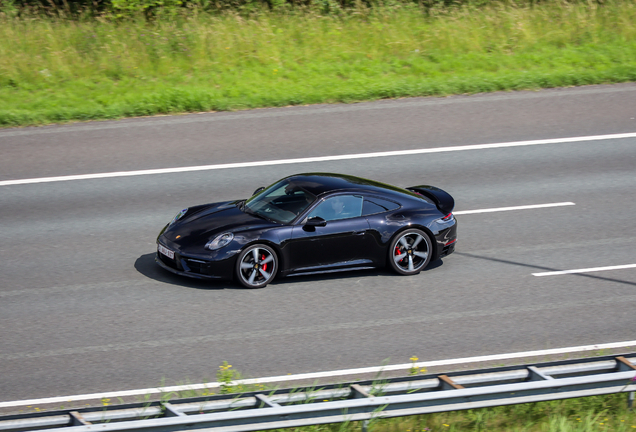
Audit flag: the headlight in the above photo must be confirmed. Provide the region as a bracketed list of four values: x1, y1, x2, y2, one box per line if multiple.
[169, 208, 188, 227]
[206, 232, 234, 250]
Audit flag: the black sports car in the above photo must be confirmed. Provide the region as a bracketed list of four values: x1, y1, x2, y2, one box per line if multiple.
[156, 173, 457, 288]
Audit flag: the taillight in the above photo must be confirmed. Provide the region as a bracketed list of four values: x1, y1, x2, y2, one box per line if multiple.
[441, 212, 453, 221]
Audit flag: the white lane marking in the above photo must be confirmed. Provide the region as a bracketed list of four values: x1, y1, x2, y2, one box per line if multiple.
[455, 202, 575, 215]
[2, 132, 636, 187]
[533, 264, 636, 277]
[1, 340, 635, 409]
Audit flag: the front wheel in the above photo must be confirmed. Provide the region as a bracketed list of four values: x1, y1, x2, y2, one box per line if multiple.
[235, 244, 278, 288]
[388, 229, 433, 275]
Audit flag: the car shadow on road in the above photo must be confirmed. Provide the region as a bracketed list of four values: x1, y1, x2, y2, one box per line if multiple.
[134, 253, 239, 290]
[135, 252, 445, 290]
[456, 252, 636, 288]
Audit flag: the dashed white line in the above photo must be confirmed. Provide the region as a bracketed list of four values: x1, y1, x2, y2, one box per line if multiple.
[455, 202, 575, 215]
[1, 340, 634, 409]
[533, 264, 636, 277]
[1, 132, 636, 186]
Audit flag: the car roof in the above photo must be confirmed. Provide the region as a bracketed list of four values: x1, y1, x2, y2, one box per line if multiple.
[283, 173, 422, 201]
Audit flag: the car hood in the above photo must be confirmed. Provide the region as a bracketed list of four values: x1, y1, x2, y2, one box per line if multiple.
[161, 201, 277, 248]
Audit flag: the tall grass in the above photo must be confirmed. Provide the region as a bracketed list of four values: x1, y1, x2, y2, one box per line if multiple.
[267, 393, 636, 431]
[1, 0, 636, 126]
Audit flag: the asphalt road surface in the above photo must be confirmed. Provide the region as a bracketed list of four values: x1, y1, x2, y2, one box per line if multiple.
[1, 84, 636, 403]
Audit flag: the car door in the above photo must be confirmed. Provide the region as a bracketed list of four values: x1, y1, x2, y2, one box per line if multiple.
[361, 195, 403, 265]
[288, 194, 373, 271]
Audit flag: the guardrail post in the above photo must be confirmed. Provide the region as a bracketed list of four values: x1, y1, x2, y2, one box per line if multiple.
[69, 411, 91, 426]
[528, 366, 554, 381]
[438, 375, 464, 390]
[350, 384, 372, 399]
[616, 357, 636, 410]
[350, 384, 372, 432]
[255, 394, 281, 408]
[162, 402, 186, 417]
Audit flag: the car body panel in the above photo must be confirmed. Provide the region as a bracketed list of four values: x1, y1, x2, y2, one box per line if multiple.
[286, 216, 374, 271]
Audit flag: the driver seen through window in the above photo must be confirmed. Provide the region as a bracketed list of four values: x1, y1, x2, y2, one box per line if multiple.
[308, 195, 363, 221]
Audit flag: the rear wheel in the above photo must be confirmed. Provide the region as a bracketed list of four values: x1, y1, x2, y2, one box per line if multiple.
[235, 244, 277, 288]
[388, 229, 432, 275]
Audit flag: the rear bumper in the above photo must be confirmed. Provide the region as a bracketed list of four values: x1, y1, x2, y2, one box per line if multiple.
[433, 217, 457, 259]
[439, 239, 456, 258]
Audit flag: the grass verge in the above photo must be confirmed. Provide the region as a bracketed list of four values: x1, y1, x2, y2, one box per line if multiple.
[155, 361, 636, 432]
[272, 394, 636, 431]
[12, 359, 636, 431]
[1, 0, 636, 127]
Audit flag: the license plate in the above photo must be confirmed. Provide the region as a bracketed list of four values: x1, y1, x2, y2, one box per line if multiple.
[158, 244, 175, 259]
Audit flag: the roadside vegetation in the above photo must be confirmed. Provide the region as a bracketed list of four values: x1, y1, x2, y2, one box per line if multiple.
[1, 0, 636, 127]
[208, 362, 636, 432]
[280, 394, 636, 431]
[272, 394, 636, 431]
[205, 361, 636, 431]
[15, 360, 636, 431]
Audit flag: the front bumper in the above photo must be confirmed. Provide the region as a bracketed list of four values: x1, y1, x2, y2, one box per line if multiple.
[155, 242, 235, 280]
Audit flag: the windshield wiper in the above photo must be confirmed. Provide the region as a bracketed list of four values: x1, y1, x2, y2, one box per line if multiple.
[242, 204, 277, 223]
[254, 211, 278, 223]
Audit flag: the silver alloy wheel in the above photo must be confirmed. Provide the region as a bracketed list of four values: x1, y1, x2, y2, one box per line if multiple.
[236, 244, 277, 288]
[389, 229, 432, 275]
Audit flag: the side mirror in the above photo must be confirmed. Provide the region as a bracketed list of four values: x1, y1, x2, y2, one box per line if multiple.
[253, 187, 265, 196]
[305, 216, 327, 227]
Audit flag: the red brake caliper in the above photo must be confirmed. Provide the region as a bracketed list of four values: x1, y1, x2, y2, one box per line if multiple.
[261, 254, 267, 272]
[395, 246, 403, 261]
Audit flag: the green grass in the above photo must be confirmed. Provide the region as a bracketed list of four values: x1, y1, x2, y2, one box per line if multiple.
[271, 394, 636, 431]
[16, 359, 636, 432]
[1, 0, 636, 127]
[144, 360, 636, 432]
[136, 368, 636, 432]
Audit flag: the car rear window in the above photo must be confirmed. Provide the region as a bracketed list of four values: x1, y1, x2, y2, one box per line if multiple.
[362, 197, 400, 216]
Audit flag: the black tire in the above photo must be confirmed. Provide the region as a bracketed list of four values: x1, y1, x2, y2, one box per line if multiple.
[388, 228, 433, 275]
[235, 244, 278, 288]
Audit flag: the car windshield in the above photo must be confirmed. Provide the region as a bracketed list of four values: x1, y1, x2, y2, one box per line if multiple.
[243, 180, 317, 224]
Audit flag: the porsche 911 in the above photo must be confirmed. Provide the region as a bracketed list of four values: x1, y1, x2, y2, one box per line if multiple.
[156, 173, 457, 288]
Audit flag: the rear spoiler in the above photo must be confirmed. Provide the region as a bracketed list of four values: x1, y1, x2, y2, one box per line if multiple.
[406, 185, 455, 215]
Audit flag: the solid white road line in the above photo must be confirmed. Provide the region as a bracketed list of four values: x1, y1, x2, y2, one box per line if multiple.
[2, 340, 635, 409]
[2, 132, 636, 187]
[533, 264, 636, 277]
[454, 202, 575, 215]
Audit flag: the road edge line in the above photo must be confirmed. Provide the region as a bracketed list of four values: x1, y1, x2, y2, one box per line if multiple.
[2, 340, 635, 409]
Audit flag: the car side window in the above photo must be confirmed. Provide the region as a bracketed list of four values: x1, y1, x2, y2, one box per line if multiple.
[307, 195, 363, 222]
[362, 197, 400, 216]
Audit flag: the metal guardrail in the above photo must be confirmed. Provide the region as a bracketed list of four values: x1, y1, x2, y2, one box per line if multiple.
[2, 354, 635, 432]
